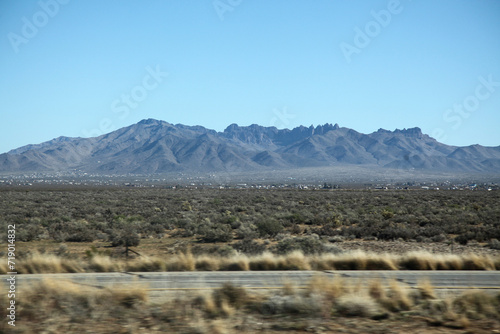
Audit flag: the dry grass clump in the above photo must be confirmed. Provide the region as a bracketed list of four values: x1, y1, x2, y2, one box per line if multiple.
[194, 292, 220, 319]
[383, 279, 413, 311]
[433, 254, 464, 270]
[305, 275, 347, 316]
[192, 282, 250, 319]
[362, 278, 414, 313]
[0, 261, 8, 274]
[186, 250, 500, 272]
[246, 251, 312, 271]
[260, 292, 322, 316]
[213, 282, 248, 310]
[166, 251, 196, 271]
[452, 290, 500, 320]
[88, 254, 123, 272]
[15, 279, 148, 332]
[415, 291, 500, 328]
[399, 251, 438, 270]
[276, 251, 311, 270]
[281, 279, 295, 296]
[126, 256, 166, 272]
[195, 255, 221, 271]
[3, 274, 500, 333]
[330, 251, 398, 270]
[4, 250, 500, 275]
[364, 256, 398, 270]
[16, 252, 83, 274]
[398, 252, 498, 271]
[307, 275, 346, 300]
[368, 279, 386, 300]
[461, 254, 496, 270]
[327, 253, 367, 270]
[249, 252, 279, 270]
[110, 286, 149, 308]
[308, 253, 336, 270]
[415, 278, 437, 300]
[335, 294, 380, 317]
[219, 255, 250, 271]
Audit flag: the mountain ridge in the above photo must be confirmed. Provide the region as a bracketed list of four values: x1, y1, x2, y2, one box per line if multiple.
[2, 119, 499, 174]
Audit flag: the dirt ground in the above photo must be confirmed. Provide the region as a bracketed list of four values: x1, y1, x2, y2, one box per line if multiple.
[335, 240, 500, 256]
[240, 316, 500, 334]
[17, 237, 500, 260]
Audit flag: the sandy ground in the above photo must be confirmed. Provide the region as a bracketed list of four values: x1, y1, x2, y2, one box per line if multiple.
[335, 240, 500, 256]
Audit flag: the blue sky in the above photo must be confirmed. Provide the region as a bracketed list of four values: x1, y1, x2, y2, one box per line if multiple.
[1, 0, 499, 154]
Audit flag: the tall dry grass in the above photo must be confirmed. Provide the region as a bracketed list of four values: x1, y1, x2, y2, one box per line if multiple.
[15, 252, 84, 274]
[11, 279, 148, 332]
[3, 250, 499, 274]
[2, 275, 499, 333]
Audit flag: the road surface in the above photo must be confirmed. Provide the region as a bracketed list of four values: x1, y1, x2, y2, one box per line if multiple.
[3, 271, 500, 298]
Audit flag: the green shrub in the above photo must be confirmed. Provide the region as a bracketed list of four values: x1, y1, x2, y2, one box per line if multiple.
[256, 219, 283, 237]
[198, 223, 233, 243]
[17, 224, 45, 242]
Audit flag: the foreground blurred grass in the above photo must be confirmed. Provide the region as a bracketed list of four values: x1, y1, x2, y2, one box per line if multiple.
[2, 250, 500, 274]
[2, 276, 499, 333]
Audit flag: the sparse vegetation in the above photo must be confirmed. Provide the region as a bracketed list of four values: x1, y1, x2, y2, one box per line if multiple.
[3, 249, 500, 274]
[1, 187, 499, 259]
[2, 187, 500, 332]
[3, 276, 499, 333]
[1, 187, 499, 274]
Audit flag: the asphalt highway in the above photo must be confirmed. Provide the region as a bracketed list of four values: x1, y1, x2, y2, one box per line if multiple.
[3, 271, 500, 298]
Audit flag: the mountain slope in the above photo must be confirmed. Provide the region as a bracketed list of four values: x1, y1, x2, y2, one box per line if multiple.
[1, 119, 499, 174]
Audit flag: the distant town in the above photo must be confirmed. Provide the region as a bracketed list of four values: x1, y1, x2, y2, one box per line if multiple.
[1, 171, 497, 191]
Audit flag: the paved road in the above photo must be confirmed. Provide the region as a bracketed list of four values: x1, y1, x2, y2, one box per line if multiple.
[3, 271, 500, 298]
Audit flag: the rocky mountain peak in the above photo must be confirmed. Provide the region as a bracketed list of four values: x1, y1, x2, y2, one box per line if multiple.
[1, 119, 498, 174]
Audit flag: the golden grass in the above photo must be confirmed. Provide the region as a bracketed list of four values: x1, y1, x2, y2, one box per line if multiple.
[3, 250, 499, 275]
[277, 250, 311, 270]
[196, 255, 221, 271]
[462, 254, 496, 270]
[335, 294, 380, 317]
[416, 278, 437, 300]
[127, 256, 166, 272]
[307, 275, 346, 299]
[281, 279, 295, 296]
[453, 290, 500, 319]
[219, 255, 250, 271]
[166, 251, 195, 271]
[248, 251, 279, 270]
[384, 279, 413, 311]
[89, 254, 123, 272]
[368, 279, 386, 300]
[15, 252, 84, 274]
[4, 275, 500, 333]
[330, 251, 399, 270]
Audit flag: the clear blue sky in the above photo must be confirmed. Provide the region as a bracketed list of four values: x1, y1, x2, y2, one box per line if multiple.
[1, 0, 499, 153]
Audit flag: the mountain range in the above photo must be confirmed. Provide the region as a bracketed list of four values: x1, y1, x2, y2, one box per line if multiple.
[1, 119, 499, 175]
